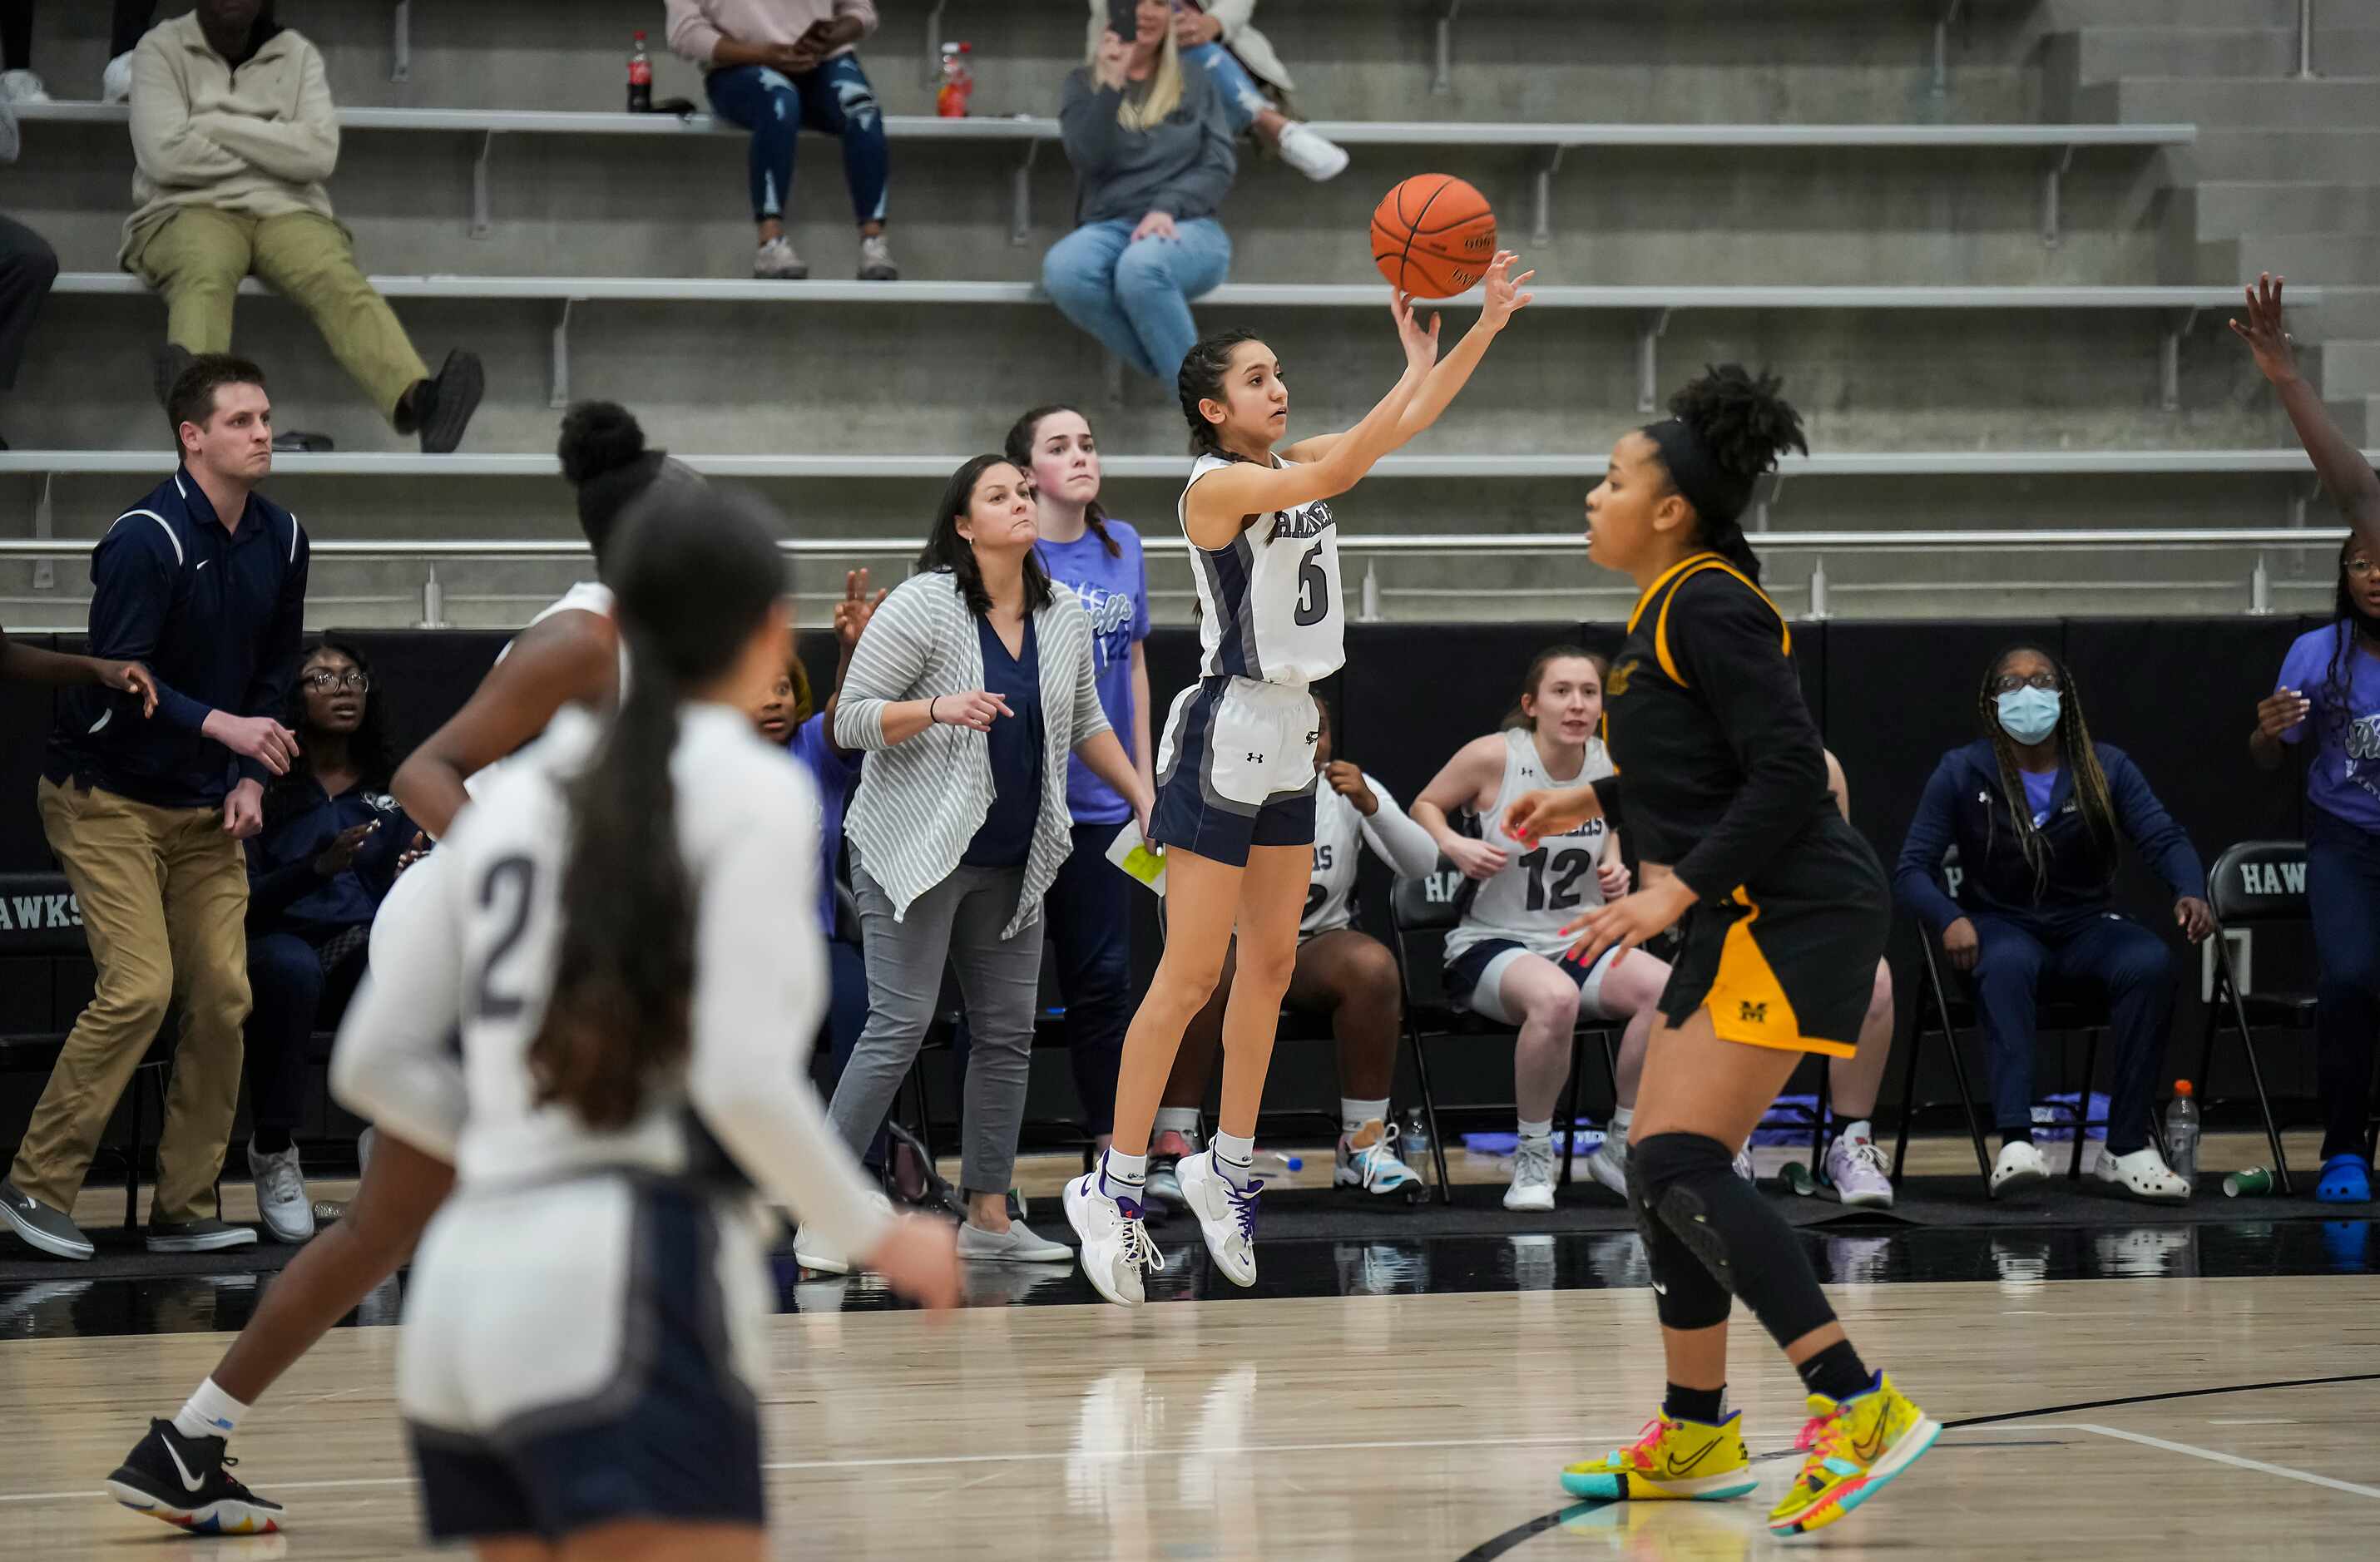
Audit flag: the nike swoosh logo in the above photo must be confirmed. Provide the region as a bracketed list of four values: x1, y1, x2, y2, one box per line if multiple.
[164, 1438, 206, 1494]
[1852, 1425, 1887, 1462]
[1660, 1439, 1720, 1476]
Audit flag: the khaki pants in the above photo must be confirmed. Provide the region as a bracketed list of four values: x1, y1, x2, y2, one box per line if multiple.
[131, 206, 430, 425]
[11, 779, 253, 1223]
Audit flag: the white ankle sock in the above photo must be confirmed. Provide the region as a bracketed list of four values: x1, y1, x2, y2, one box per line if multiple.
[1836, 1118, 1873, 1146]
[1213, 1129, 1255, 1189]
[173, 1377, 249, 1442]
[1608, 1105, 1633, 1136]
[1341, 1098, 1389, 1138]
[1517, 1118, 1554, 1144]
[1100, 1149, 1146, 1202]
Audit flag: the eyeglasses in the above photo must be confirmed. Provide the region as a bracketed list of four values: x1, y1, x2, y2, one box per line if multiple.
[301, 670, 370, 694]
[1992, 672, 2061, 694]
[2348, 557, 2378, 579]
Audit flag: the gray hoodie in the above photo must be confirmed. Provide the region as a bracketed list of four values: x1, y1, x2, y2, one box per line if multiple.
[1058, 63, 1238, 226]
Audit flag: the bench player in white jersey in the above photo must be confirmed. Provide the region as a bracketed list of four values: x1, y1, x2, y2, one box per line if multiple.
[1150, 700, 1440, 1200]
[1067, 256, 1535, 1306]
[1412, 648, 1678, 1212]
[106, 403, 700, 1535]
[339, 489, 957, 1555]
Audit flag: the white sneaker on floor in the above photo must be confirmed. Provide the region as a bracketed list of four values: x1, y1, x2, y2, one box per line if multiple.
[956, 1218, 1071, 1263]
[246, 1139, 315, 1244]
[858, 233, 898, 279]
[1990, 1139, 2050, 1200]
[102, 52, 133, 104]
[1823, 1131, 1896, 1210]
[1274, 121, 1349, 181]
[794, 1190, 894, 1274]
[1335, 1120, 1421, 1195]
[754, 235, 808, 279]
[1, 70, 50, 105]
[1584, 1133, 1630, 1199]
[1064, 1163, 1164, 1307]
[1504, 1135, 1557, 1212]
[1176, 1149, 1260, 1286]
[2094, 1144, 2190, 1204]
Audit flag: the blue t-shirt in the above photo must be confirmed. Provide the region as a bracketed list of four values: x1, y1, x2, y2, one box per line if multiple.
[2276, 623, 2380, 833]
[2019, 767, 2059, 828]
[1036, 522, 1149, 826]
[784, 712, 860, 933]
[963, 614, 1045, 868]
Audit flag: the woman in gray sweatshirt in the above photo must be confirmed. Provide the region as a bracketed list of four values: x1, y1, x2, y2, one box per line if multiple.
[1043, 0, 1238, 387]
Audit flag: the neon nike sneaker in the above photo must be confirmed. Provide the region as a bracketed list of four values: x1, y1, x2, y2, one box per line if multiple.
[1766, 1373, 1939, 1536]
[1560, 1411, 1757, 1500]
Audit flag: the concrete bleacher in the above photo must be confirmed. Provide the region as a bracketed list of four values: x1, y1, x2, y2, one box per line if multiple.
[2, 0, 2375, 625]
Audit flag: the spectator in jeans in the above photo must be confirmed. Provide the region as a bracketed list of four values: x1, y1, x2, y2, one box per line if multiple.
[242, 637, 416, 1245]
[0, 353, 306, 1263]
[1083, 1, 1347, 182]
[666, 0, 895, 281]
[1047, 0, 1236, 387]
[801, 454, 1151, 1272]
[1893, 644, 2213, 1205]
[0, 87, 58, 448]
[0, 0, 161, 101]
[122, 1, 484, 450]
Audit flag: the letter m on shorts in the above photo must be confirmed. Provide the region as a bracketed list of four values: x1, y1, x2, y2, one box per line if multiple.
[1738, 1000, 1769, 1026]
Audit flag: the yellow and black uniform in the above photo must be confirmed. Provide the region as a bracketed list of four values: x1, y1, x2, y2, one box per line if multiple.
[1593, 552, 1888, 1055]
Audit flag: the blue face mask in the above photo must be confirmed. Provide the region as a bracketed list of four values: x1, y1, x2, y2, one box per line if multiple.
[1996, 687, 2061, 745]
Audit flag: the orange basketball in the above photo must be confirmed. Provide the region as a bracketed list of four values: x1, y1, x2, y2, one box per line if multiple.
[1370, 174, 1497, 299]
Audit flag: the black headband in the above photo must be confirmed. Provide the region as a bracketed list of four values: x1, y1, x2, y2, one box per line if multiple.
[1644, 418, 1754, 528]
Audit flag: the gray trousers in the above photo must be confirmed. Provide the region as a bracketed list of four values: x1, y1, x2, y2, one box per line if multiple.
[827, 855, 1042, 1195]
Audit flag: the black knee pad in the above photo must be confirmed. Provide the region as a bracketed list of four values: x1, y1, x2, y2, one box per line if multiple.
[1635, 1131, 1838, 1347]
[1625, 1139, 1731, 1331]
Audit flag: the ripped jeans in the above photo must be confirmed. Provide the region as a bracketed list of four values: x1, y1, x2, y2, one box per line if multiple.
[704, 55, 889, 227]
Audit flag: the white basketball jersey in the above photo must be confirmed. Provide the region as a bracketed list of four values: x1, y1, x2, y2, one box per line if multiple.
[1445, 729, 1615, 961]
[1303, 783, 1368, 937]
[1181, 452, 1345, 686]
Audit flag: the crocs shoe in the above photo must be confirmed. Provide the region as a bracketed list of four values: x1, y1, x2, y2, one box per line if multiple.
[2316, 1154, 2371, 1205]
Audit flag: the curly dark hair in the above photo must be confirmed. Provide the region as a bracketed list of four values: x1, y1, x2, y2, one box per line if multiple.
[269, 636, 394, 813]
[1652, 364, 1809, 585]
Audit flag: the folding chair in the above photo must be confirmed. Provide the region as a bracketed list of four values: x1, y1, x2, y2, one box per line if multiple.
[2194, 840, 2304, 1194]
[1388, 869, 1620, 1206]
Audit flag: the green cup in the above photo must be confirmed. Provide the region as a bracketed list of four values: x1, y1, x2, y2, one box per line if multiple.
[2223, 1168, 2275, 1197]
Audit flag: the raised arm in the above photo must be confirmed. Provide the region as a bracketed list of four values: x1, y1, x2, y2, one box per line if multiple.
[392, 611, 618, 840]
[1289, 253, 1535, 464]
[2233, 273, 2380, 560]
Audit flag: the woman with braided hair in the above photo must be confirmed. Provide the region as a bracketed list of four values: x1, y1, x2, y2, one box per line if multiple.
[1894, 644, 2214, 1204]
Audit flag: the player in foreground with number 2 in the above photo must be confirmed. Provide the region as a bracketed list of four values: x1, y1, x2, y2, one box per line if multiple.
[1067, 255, 1533, 1306]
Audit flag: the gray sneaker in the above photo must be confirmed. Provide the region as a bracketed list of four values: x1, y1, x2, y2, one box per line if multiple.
[0, 1180, 94, 1260]
[146, 1218, 258, 1254]
[956, 1218, 1071, 1263]
[857, 232, 898, 280]
[247, 1139, 315, 1244]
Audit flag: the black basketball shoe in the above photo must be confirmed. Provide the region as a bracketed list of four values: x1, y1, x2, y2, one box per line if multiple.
[106, 1419, 285, 1535]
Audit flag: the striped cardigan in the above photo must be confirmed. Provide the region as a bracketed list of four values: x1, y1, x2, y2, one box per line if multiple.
[836, 570, 1112, 938]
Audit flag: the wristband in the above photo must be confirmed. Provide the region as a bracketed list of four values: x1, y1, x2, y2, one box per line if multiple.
[929, 695, 941, 724]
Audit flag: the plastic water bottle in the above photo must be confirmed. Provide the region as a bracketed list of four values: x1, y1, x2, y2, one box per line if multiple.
[1401, 1108, 1432, 1187]
[626, 31, 654, 112]
[2164, 1079, 2199, 1188]
[936, 42, 975, 118]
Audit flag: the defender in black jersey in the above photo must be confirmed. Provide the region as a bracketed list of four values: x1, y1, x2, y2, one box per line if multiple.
[1507, 367, 1937, 1537]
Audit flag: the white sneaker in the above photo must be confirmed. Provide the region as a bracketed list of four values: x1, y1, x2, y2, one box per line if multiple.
[754, 235, 808, 279]
[858, 232, 898, 280]
[1334, 1120, 1421, 1195]
[794, 1190, 894, 1274]
[955, 1218, 1071, 1263]
[1584, 1133, 1630, 1199]
[2094, 1144, 2191, 1204]
[102, 52, 133, 105]
[1823, 1131, 1896, 1210]
[1990, 1139, 2050, 1200]
[1, 70, 50, 106]
[1064, 1164, 1165, 1307]
[1274, 121, 1349, 182]
[246, 1139, 315, 1244]
[1176, 1149, 1260, 1286]
[1504, 1135, 1556, 1212]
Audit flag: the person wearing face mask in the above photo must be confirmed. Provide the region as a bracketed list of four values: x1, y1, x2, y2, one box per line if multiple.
[1893, 645, 2214, 1204]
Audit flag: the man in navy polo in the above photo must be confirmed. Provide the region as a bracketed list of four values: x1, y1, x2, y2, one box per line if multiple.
[0, 354, 306, 1262]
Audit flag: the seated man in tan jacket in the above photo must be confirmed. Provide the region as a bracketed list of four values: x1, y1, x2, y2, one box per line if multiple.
[122, 0, 482, 452]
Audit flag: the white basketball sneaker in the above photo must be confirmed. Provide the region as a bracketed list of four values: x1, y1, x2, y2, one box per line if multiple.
[1505, 1134, 1557, 1212]
[1065, 1161, 1165, 1307]
[1823, 1129, 1896, 1210]
[1175, 1149, 1261, 1286]
[1335, 1120, 1422, 1195]
[1584, 1132, 1630, 1199]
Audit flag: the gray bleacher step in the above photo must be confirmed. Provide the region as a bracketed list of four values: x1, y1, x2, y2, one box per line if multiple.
[2190, 182, 2380, 240]
[2318, 341, 2380, 403]
[2194, 233, 2380, 288]
[2076, 77, 2380, 131]
[2064, 28, 2311, 82]
[2046, 0, 2304, 28]
[2189, 129, 2380, 181]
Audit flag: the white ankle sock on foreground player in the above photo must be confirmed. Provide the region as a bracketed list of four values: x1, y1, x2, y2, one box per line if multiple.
[1100, 1148, 1148, 1203]
[172, 1378, 250, 1443]
[1212, 1130, 1256, 1190]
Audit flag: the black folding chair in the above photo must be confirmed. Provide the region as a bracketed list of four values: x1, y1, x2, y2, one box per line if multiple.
[1388, 868, 1621, 1206]
[2194, 840, 2304, 1194]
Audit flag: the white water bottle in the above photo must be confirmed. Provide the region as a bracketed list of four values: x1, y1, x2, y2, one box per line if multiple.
[2163, 1080, 2199, 1187]
[1401, 1108, 1432, 1186]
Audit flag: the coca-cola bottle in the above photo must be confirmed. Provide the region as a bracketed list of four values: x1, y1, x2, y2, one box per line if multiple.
[936, 42, 974, 119]
[627, 30, 654, 113]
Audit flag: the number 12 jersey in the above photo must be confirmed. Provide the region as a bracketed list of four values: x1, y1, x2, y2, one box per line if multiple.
[1446, 728, 1616, 962]
[1182, 451, 1345, 687]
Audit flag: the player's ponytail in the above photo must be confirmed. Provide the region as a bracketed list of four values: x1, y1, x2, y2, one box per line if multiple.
[1006, 403, 1120, 559]
[1180, 329, 1265, 457]
[527, 486, 789, 1131]
[1646, 365, 1808, 586]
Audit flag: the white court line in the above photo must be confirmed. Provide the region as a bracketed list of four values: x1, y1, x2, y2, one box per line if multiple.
[0, 1432, 1622, 1507]
[2207, 1418, 2298, 1426]
[2071, 1424, 2380, 1500]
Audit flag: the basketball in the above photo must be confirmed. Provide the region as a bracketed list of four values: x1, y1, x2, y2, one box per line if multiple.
[1371, 174, 1497, 299]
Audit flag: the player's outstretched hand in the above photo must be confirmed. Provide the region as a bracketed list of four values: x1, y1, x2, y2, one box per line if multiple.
[2229, 273, 2301, 386]
[867, 1214, 962, 1313]
[1560, 877, 1695, 970]
[1478, 251, 1535, 331]
[1392, 290, 1442, 376]
[1502, 784, 1598, 849]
